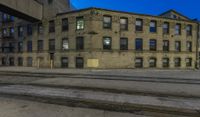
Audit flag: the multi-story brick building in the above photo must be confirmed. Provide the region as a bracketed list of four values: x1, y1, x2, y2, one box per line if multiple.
[0, 7, 199, 69]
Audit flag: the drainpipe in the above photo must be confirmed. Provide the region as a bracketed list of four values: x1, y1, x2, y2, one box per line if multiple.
[197, 22, 200, 69]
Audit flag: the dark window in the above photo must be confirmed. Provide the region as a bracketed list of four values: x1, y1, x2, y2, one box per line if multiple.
[27, 41, 32, 52]
[149, 39, 157, 51]
[163, 58, 169, 68]
[9, 27, 14, 37]
[175, 41, 181, 52]
[37, 40, 43, 51]
[18, 42, 23, 52]
[149, 58, 157, 68]
[49, 20, 55, 33]
[61, 57, 68, 68]
[9, 43, 15, 53]
[49, 39, 55, 51]
[62, 38, 69, 50]
[48, 0, 53, 4]
[18, 26, 23, 37]
[76, 37, 84, 50]
[135, 58, 143, 68]
[27, 24, 32, 35]
[76, 57, 84, 68]
[186, 24, 192, 36]
[135, 38, 143, 51]
[186, 41, 192, 52]
[9, 57, 14, 66]
[2, 57, 6, 66]
[120, 38, 128, 50]
[174, 58, 181, 67]
[18, 57, 23, 66]
[175, 23, 181, 35]
[120, 18, 128, 30]
[38, 23, 43, 34]
[150, 20, 157, 33]
[163, 22, 169, 34]
[62, 18, 68, 31]
[135, 19, 143, 31]
[103, 37, 112, 50]
[163, 40, 169, 51]
[103, 16, 112, 29]
[186, 58, 192, 67]
[76, 16, 84, 30]
[27, 57, 33, 67]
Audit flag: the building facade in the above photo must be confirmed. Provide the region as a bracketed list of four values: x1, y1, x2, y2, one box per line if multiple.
[0, 7, 199, 69]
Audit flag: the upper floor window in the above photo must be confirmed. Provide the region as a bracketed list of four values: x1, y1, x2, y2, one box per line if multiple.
[27, 24, 33, 36]
[103, 37, 112, 50]
[27, 41, 32, 52]
[175, 23, 181, 35]
[149, 39, 157, 51]
[103, 16, 112, 29]
[120, 38, 128, 50]
[135, 38, 143, 51]
[120, 18, 128, 30]
[38, 23, 44, 34]
[174, 58, 181, 67]
[49, 20, 55, 33]
[186, 41, 192, 52]
[9, 27, 14, 37]
[175, 41, 181, 52]
[135, 18, 143, 31]
[18, 26, 24, 37]
[163, 40, 169, 52]
[18, 42, 23, 52]
[149, 20, 157, 33]
[76, 16, 84, 30]
[49, 39, 55, 51]
[186, 24, 192, 36]
[76, 37, 84, 50]
[163, 22, 169, 34]
[62, 38, 69, 50]
[37, 40, 43, 51]
[2, 28, 7, 37]
[62, 18, 68, 31]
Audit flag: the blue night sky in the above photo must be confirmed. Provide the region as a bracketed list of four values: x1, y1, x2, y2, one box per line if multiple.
[71, 0, 200, 20]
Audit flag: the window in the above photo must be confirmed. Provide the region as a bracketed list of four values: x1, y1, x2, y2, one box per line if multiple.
[27, 57, 33, 67]
[175, 41, 181, 52]
[103, 37, 112, 50]
[2, 57, 6, 66]
[175, 23, 181, 35]
[9, 57, 14, 66]
[61, 57, 68, 68]
[62, 18, 68, 31]
[18, 57, 23, 66]
[2, 28, 7, 37]
[9, 43, 15, 53]
[27, 24, 32, 35]
[49, 39, 55, 51]
[150, 20, 157, 33]
[135, 58, 143, 68]
[149, 58, 156, 68]
[76, 37, 84, 50]
[120, 18, 128, 30]
[163, 40, 169, 51]
[76, 57, 84, 68]
[27, 41, 32, 52]
[48, 0, 53, 4]
[76, 16, 84, 30]
[18, 42, 23, 52]
[186, 24, 192, 36]
[120, 38, 128, 50]
[38, 23, 43, 34]
[37, 40, 43, 51]
[135, 38, 143, 51]
[49, 20, 55, 33]
[18, 26, 23, 37]
[62, 38, 69, 50]
[163, 22, 169, 34]
[149, 39, 157, 51]
[163, 58, 169, 68]
[186, 58, 192, 67]
[174, 58, 181, 67]
[103, 16, 112, 29]
[135, 19, 143, 31]
[9, 27, 14, 37]
[186, 41, 192, 52]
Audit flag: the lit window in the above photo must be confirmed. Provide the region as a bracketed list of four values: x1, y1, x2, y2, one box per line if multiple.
[120, 18, 128, 30]
[103, 37, 112, 50]
[76, 17, 84, 30]
[103, 16, 112, 29]
[62, 38, 69, 50]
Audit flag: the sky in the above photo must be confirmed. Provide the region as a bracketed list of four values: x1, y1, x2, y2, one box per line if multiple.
[71, 0, 200, 20]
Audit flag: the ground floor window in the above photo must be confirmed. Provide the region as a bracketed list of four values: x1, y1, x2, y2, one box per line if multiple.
[174, 58, 181, 67]
[163, 58, 169, 68]
[186, 58, 192, 67]
[61, 57, 68, 68]
[76, 57, 84, 68]
[9, 57, 14, 66]
[27, 57, 33, 67]
[135, 58, 143, 68]
[149, 58, 156, 68]
[2, 57, 6, 66]
[18, 57, 23, 66]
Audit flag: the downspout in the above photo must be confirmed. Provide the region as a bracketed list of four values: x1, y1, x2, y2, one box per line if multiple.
[196, 22, 200, 69]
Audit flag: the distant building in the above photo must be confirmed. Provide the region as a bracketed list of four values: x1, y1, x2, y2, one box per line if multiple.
[0, 6, 199, 69]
